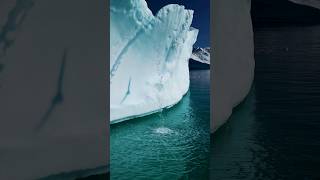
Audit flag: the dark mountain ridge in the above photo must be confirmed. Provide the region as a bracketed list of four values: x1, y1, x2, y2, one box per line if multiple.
[252, 0, 320, 27]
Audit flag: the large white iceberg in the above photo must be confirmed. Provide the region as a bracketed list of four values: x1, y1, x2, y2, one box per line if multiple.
[0, 0, 108, 179]
[212, 0, 255, 133]
[110, 0, 198, 123]
[211, 0, 320, 134]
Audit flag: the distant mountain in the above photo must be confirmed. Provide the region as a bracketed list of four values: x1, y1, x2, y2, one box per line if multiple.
[251, 0, 320, 26]
[290, 0, 320, 9]
[189, 47, 210, 70]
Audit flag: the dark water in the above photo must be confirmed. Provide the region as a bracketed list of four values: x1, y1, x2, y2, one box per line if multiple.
[110, 70, 210, 179]
[210, 26, 320, 179]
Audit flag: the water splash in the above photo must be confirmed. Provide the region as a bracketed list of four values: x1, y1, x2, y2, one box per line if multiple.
[153, 127, 174, 134]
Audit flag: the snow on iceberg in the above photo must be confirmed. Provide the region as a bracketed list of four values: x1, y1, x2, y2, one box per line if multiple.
[110, 0, 198, 123]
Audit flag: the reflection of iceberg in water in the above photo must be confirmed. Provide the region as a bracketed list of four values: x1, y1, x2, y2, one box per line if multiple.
[110, 0, 198, 123]
[210, 89, 261, 179]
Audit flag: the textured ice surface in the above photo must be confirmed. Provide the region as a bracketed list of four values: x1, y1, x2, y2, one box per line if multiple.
[0, 1, 108, 179]
[212, 0, 255, 133]
[110, 0, 198, 122]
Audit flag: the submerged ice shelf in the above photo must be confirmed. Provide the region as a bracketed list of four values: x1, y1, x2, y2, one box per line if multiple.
[110, 0, 198, 123]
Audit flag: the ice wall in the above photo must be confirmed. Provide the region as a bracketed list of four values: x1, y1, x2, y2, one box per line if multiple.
[110, 0, 198, 122]
[0, 0, 108, 179]
[212, 0, 255, 133]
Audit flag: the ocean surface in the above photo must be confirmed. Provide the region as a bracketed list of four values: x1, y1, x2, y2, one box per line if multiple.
[110, 70, 210, 179]
[210, 25, 320, 179]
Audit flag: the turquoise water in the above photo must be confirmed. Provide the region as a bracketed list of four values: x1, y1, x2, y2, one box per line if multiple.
[110, 70, 210, 179]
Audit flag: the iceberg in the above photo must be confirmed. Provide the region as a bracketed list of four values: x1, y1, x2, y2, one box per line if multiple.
[110, 0, 198, 123]
[212, 0, 255, 133]
[211, 0, 320, 134]
[0, 0, 108, 179]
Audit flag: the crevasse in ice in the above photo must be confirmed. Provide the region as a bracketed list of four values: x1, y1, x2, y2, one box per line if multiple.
[110, 0, 198, 123]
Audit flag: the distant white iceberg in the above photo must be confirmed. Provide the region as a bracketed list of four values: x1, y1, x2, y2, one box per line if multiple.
[110, 0, 198, 123]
